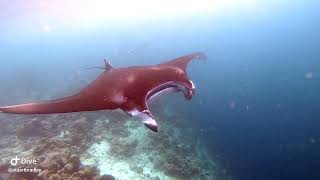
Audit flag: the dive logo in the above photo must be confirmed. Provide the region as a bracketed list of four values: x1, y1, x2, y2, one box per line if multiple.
[8, 156, 41, 173]
[10, 156, 37, 166]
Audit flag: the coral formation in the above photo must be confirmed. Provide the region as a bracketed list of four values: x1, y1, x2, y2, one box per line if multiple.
[109, 138, 138, 158]
[80, 107, 219, 180]
[0, 112, 117, 180]
[16, 118, 53, 140]
[0, 94, 223, 180]
[145, 124, 216, 179]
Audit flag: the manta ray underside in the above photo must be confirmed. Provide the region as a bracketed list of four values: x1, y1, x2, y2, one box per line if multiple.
[0, 52, 206, 132]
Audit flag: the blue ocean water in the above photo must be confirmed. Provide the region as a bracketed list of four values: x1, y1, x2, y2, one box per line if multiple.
[0, 1, 320, 180]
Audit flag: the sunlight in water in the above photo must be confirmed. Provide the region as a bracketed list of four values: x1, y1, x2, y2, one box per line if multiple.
[36, 0, 260, 25]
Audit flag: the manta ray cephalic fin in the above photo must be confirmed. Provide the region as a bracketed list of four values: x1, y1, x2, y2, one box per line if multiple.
[128, 109, 159, 132]
[140, 112, 159, 132]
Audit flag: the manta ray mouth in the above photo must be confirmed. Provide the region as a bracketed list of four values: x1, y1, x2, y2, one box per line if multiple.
[146, 81, 194, 101]
[138, 81, 193, 132]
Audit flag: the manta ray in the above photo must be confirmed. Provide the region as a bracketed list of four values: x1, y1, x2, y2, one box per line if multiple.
[0, 52, 206, 132]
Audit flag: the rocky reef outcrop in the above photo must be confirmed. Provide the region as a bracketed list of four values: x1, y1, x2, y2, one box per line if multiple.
[0, 97, 223, 180]
[0, 112, 116, 180]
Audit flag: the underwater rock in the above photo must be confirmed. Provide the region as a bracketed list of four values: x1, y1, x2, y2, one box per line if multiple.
[110, 128, 129, 138]
[0, 161, 10, 173]
[33, 138, 73, 155]
[138, 122, 217, 179]
[150, 177, 160, 180]
[0, 120, 15, 135]
[130, 165, 143, 174]
[16, 118, 51, 139]
[8, 143, 109, 180]
[69, 154, 81, 165]
[64, 117, 93, 148]
[63, 163, 77, 173]
[0, 95, 220, 180]
[3, 111, 109, 179]
[70, 117, 90, 133]
[100, 174, 115, 180]
[160, 154, 202, 179]
[152, 158, 162, 170]
[41, 120, 57, 131]
[48, 174, 60, 180]
[109, 138, 138, 157]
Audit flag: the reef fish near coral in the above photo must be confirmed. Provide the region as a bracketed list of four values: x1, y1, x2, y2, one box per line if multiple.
[0, 52, 206, 132]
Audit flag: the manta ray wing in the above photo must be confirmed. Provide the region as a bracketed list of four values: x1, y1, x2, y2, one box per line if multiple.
[0, 52, 206, 132]
[161, 52, 207, 72]
[0, 94, 97, 114]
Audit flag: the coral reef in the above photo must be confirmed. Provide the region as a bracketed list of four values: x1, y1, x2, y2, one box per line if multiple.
[5, 147, 113, 180]
[80, 107, 219, 180]
[146, 125, 216, 180]
[63, 117, 93, 149]
[0, 93, 223, 180]
[158, 153, 202, 178]
[109, 138, 138, 158]
[0, 112, 116, 180]
[16, 118, 53, 140]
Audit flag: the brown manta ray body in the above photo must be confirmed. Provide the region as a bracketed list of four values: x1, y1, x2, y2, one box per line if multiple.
[0, 52, 206, 132]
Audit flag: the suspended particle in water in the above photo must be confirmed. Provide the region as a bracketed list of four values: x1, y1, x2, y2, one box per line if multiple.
[309, 138, 316, 144]
[229, 100, 236, 109]
[42, 25, 56, 33]
[43, 25, 51, 32]
[276, 104, 281, 109]
[199, 99, 203, 105]
[305, 72, 313, 79]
